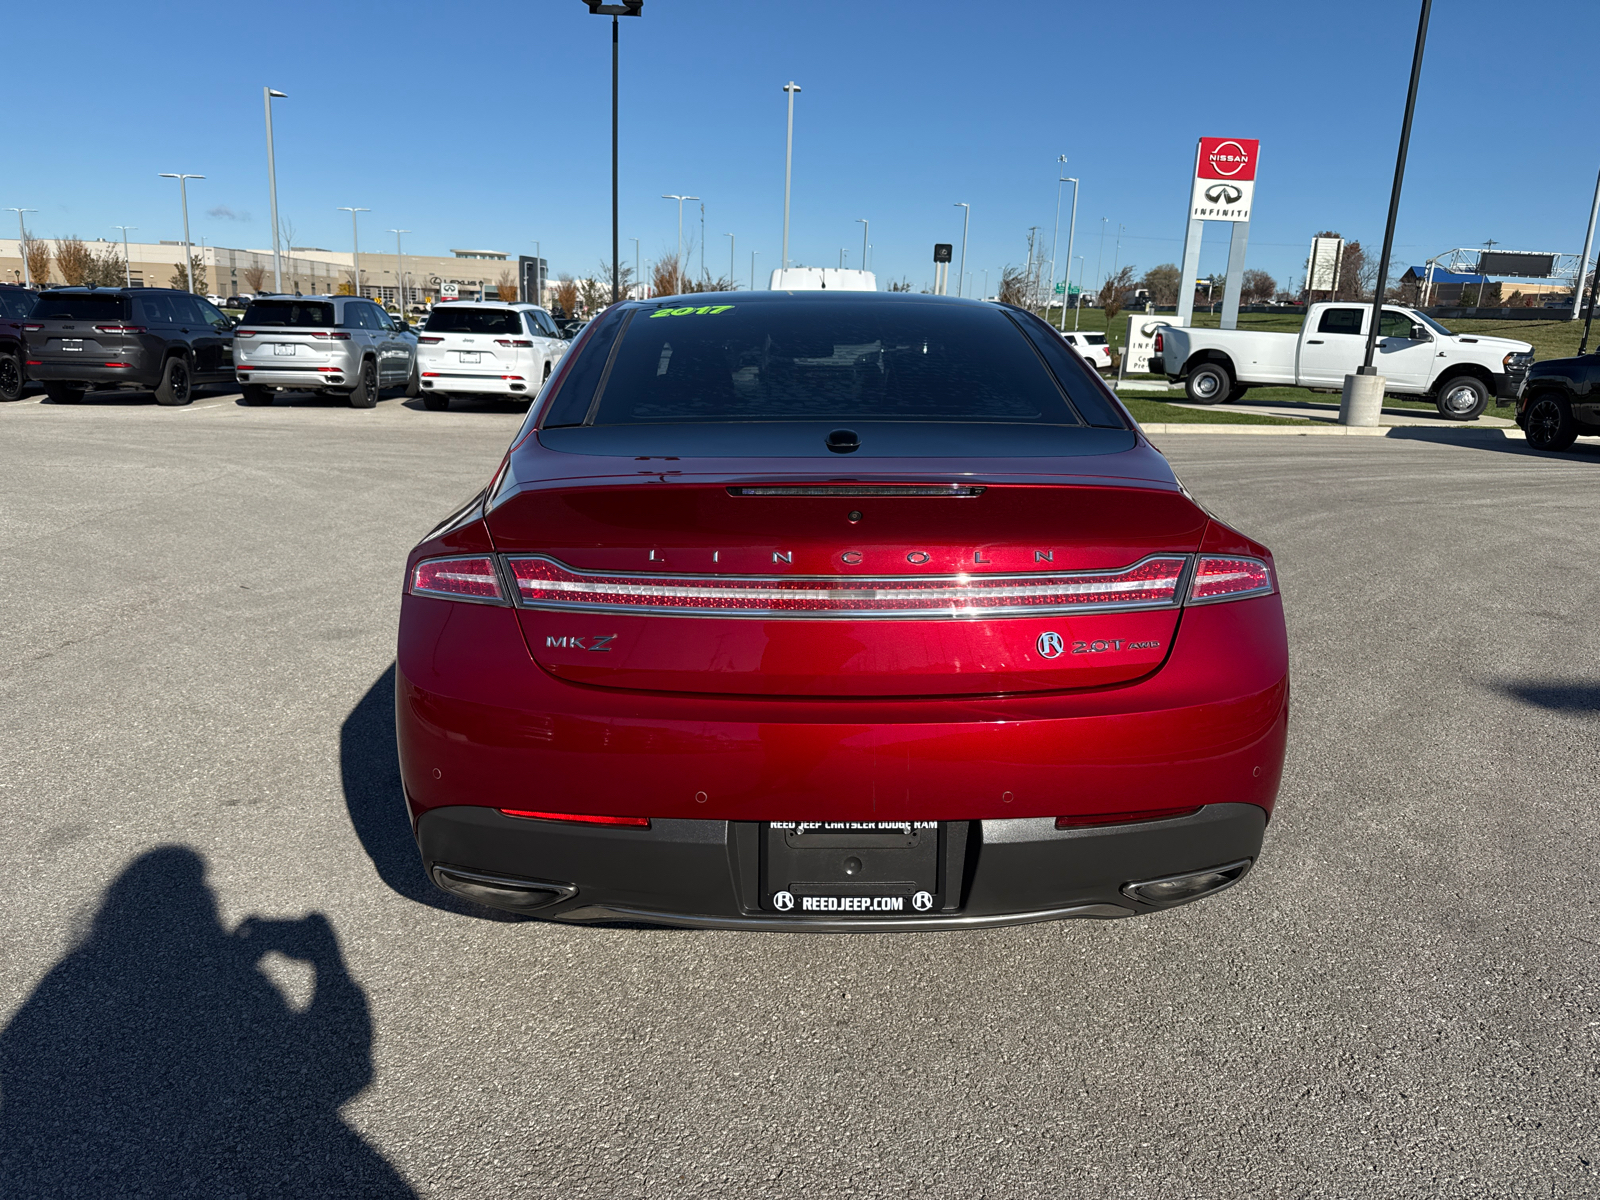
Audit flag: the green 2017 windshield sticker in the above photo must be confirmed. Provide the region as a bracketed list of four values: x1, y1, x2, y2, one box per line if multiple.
[649, 305, 735, 318]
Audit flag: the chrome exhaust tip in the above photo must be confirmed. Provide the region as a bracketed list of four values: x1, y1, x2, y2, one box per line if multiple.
[1121, 859, 1252, 907]
[431, 864, 577, 913]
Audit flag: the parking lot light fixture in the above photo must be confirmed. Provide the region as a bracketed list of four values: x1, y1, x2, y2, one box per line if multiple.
[158, 174, 204, 293]
[1359, 0, 1431, 378]
[7, 208, 37, 287]
[662, 194, 697, 294]
[1059, 176, 1079, 331]
[338, 207, 369, 298]
[263, 88, 287, 293]
[954, 203, 969, 297]
[782, 82, 801, 268]
[388, 229, 410, 312]
[114, 226, 137, 287]
[725, 232, 735, 289]
[583, 1, 643, 302]
[1572, 163, 1600, 324]
[857, 218, 868, 275]
[751, 249, 758, 291]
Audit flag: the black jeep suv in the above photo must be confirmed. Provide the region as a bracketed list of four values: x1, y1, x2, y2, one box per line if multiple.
[0, 282, 36, 401]
[1520, 350, 1600, 451]
[23, 287, 235, 405]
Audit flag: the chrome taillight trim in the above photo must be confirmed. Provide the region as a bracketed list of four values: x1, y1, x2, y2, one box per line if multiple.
[501, 553, 1192, 620]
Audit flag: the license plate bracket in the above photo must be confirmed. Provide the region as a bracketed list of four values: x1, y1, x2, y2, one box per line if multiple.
[760, 822, 944, 916]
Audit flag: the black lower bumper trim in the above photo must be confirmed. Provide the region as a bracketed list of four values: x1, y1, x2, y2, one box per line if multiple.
[414, 803, 1267, 929]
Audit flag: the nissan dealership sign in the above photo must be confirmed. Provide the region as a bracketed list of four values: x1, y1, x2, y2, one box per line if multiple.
[1188, 137, 1259, 222]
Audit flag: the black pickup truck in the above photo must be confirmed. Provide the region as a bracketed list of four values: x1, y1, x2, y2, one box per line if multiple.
[1519, 352, 1600, 450]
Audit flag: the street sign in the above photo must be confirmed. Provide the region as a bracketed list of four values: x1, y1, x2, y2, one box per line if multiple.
[1054, 282, 1065, 294]
[933, 243, 953, 264]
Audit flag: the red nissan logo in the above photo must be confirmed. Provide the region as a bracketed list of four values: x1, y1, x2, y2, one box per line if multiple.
[1208, 140, 1250, 176]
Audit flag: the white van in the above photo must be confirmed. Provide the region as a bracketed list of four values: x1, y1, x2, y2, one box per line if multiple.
[768, 268, 877, 291]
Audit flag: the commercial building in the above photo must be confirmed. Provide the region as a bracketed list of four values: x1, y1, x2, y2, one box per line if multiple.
[0, 238, 548, 307]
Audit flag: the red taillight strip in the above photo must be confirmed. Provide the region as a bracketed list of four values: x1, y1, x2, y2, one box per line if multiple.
[409, 555, 507, 605]
[499, 809, 650, 827]
[504, 555, 1188, 619]
[1188, 556, 1273, 604]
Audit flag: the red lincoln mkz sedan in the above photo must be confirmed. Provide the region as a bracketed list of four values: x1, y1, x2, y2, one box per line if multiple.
[396, 292, 1287, 930]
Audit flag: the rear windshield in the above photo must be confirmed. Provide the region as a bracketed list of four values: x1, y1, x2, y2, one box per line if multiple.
[0, 289, 34, 319]
[1083, 334, 1107, 345]
[557, 301, 1105, 427]
[241, 299, 336, 327]
[33, 294, 129, 321]
[424, 306, 524, 334]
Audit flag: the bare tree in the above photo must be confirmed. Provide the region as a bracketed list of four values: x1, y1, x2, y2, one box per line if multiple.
[1140, 263, 1182, 307]
[997, 264, 1029, 306]
[242, 263, 268, 294]
[886, 277, 914, 293]
[651, 253, 681, 300]
[23, 233, 52, 287]
[1336, 241, 1367, 301]
[87, 243, 126, 288]
[1099, 265, 1137, 324]
[169, 254, 207, 294]
[1241, 268, 1277, 306]
[54, 237, 95, 286]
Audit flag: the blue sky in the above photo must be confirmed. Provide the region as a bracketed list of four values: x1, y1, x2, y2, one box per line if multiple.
[11, 0, 1600, 295]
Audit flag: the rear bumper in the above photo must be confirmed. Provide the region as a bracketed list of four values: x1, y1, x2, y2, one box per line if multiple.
[26, 360, 158, 387]
[415, 803, 1267, 929]
[419, 370, 532, 395]
[235, 366, 351, 388]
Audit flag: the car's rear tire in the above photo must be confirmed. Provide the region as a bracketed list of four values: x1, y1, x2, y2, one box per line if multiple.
[1226, 384, 1250, 404]
[348, 359, 377, 408]
[241, 384, 273, 406]
[44, 382, 84, 404]
[422, 393, 449, 411]
[1185, 362, 1230, 405]
[0, 349, 24, 401]
[1435, 375, 1489, 421]
[1524, 392, 1577, 451]
[404, 362, 421, 399]
[154, 356, 193, 406]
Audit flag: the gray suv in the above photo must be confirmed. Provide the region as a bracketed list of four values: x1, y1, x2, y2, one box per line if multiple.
[234, 295, 418, 408]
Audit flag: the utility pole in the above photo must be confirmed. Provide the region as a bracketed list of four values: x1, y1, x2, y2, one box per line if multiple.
[263, 87, 287, 293]
[337, 207, 369, 297]
[159, 174, 204, 293]
[954, 203, 970, 297]
[7, 209, 36, 287]
[782, 81, 801, 268]
[114, 225, 136, 288]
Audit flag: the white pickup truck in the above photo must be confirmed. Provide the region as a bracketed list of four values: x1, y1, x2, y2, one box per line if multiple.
[1149, 302, 1535, 420]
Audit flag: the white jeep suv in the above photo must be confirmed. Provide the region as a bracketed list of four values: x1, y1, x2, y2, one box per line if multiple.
[416, 302, 568, 410]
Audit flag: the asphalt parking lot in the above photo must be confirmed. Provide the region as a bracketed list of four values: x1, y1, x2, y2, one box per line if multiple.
[1, 389, 1596, 1198]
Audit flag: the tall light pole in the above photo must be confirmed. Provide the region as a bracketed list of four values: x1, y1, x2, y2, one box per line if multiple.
[263, 87, 287, 293]
[114, 225, 137, 288]
[954, 203, 970, 297]
[1573, 164, 1600, 322]
[725, 232, 735, 288]
[159, 174, 204, 293]
[781, 81, 801, 269]
[7, 208, 36, 287]
[1073, 255, 1086, 329]
[856, 218, 868, 275]
[699, 202, 706, 282]
[661, 194, 696, 294]
[338, 207, 369, 297]
[583, 2, 643, 302]
[630, 236, 640, 298]
[388, 229, 410, 312]
[751, 250, 759, 291]
[1094, 217, 1108, 299]
[1058, 178, 1079, 330]
[1049, 155, 1068, 293]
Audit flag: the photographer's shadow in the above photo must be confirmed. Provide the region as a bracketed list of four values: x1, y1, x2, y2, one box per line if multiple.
[0, 846, 414, 1196]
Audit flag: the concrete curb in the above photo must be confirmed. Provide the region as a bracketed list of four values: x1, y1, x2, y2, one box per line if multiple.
[1138, 422, 1527, 439]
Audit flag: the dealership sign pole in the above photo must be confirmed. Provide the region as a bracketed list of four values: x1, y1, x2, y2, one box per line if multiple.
[1175, 137, 1259, 329]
